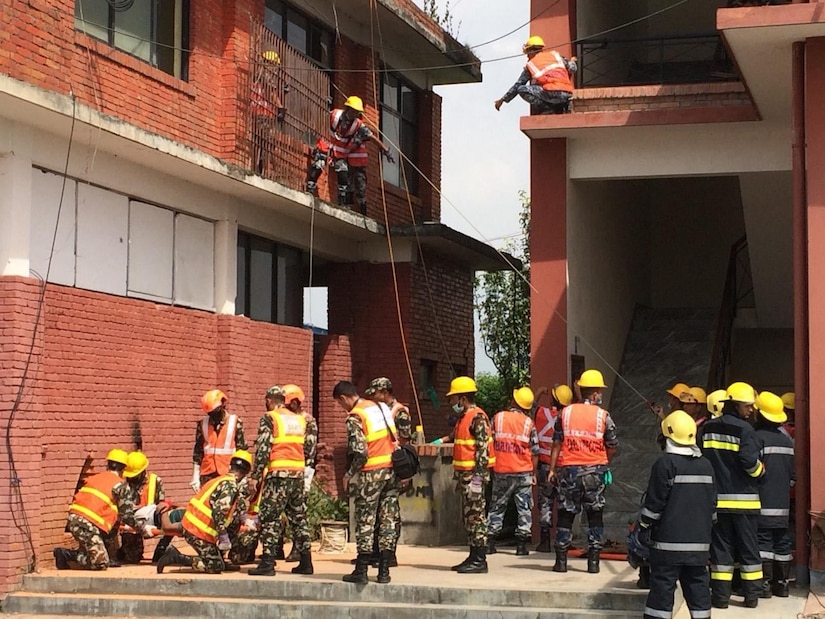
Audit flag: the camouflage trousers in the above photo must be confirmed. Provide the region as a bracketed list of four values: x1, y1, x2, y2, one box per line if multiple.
[350, 468, 400, 554]
[487, 472, 533, 540]
[67, 513, 109, 570]
[182, 530, 225, 573]
[258, 475, 310, 558]
[229, 525, 259, 565]
[538, 462, 556, 531]
[555, 465, 607, 551]
[456, 471, 489, 547]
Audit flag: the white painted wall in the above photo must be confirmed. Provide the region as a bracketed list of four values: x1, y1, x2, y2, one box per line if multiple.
[30, 167, 76, 285]
[0, 122, 32, 277]
[76, 183, 129, 296]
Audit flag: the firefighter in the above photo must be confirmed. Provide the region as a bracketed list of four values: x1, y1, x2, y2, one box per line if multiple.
[534, 384, 573, 552]
[638, 411, 716, 619]
[251, 49, 285, 176]
[780, 392, 795, 442]
[753, 391, 795, 599]
[684, 387, 709, 429]
[157, 450, 252, 574]
[700, 381, 765, 609]
[494, 36, 576, 115]
[120, 451, 169, 564]
[707, 389, 727, 419]
[329, 96, 394, 215]
[487, 386, 539, 556]
[191, 389, 246, 492]
[547, 369, 618, 574]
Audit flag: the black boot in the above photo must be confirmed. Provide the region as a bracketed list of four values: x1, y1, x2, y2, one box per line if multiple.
[290, 551, 314, 575]
[151, 536, 173, 564]
[637, 565, 651, 590]
[247, 554, 276, 576]
[273, 544, 286, 561]
[343, 553, 370, 584]
[587, 548, 601, 574]
[487, 539, 497, 555]
[285, 544, 300, 563]
[53, 548, 78, 570]
[515, 537, 530, 556]
[743, 597, 759, 608]
[535, 529, 551, 553]
[451, 547, 473, 571]
[773, 561, 790, 597]
[368, 536, 380, 567]
[156, 546, 192, 574]
[760, 561, 773, 599]
[553, 549, 568, 573]
[457, 546, 488, 574]
[377, 550, 393, 584]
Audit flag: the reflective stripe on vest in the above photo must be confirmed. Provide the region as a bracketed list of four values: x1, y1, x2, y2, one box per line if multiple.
[351, 403, 395, 470]
[330, 109, 368, 165]
[535, 406, 557, 464]
[453, 407, 496, 470]
[716, 492, 761, 511]
[525, 50, 574, 92]
[200, 414, 238, 476]
[559, 403, 608, 467]
[182, 474, 235, 543]
[267, 409, 306, 473]
[493, 410, 534, 474]
[702, 432, 740, 452]
[139, 473, 159, 507]
[69, 471, 122, 533]
[651, 541, 710, 552]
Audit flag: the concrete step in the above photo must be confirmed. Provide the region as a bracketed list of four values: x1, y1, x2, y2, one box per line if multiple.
[1, 591, 642, 619]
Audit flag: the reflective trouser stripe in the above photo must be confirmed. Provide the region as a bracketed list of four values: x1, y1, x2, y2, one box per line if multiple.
[690, 610, 711, 618]
[775, 553, 793, 561]
[739, 563, 763, 580]
[651, 542, 710, 551]
[710, 564, 734, 581]
[643, 607, 672, 619]
[760, 508, 789, 516]
[760, 550, 775, 560]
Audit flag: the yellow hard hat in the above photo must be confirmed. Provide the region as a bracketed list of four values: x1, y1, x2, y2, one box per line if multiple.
[522, 35, 545, 53]
[666, 383, 690, 399]
[123, 451, 148, 478]
[755, 391, 787, 424]
[344, 96, 364, 112]
[781, 392, 795, 410]
[447, 376, 477, 396]
[688, 387, 707, 404]
[707, 389, 727, 417]
[577, 369, 607, 389]
[513, 387, 535, 410]
[106, 448, 129, 466]
[552, 384, 574, 407]
[262, 50, 281, 64]
[726, 381, 756, 405]
[231, 450, 253, 469]
[661, 410, 698, 446]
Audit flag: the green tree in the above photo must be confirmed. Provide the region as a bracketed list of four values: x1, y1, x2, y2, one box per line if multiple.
[474, 191, 530, 394]
[474, 372, 508, 414]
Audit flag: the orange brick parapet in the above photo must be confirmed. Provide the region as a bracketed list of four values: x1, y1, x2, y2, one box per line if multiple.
[572, 82, 754, 114]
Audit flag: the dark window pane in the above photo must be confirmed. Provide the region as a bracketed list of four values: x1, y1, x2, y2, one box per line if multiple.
[287, 11, 307, 54]
[318, 29, 332, 67]
[401, 86, 417, 121]
[249, 237, 274, 322]
[382, 74, 399, 109]
[381, 110, 401, 186]
[114, 0, 152, 62]
[264, 0, 284, 36]
[276, 246, 303, 326]
[236, 233, 247, 316]
[155, 0, 176, 74]
[75, 0, 110, 42]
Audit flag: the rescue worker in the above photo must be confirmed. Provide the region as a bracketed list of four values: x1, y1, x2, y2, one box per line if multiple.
[119, 451, 168, 564]
[248, 386, 314, 576]
[329, 96, 393, 215]
[157, 450, 253, 574]
[753, 391, 795, 599]
[251, 49, 285, 176]
[534, 384, 574, 552]
[780, 392, 795, 442]
[547, 369, 619, 574]
[494, 36, 576, 115]
[700, 381, 765, 609]
[684, 387, 708, 429]
[487, 386, 539, 556]
[191, 389, 246, 492]
[335, 381, 400, 584]
[448, 376, 496, 574]
[707, 389, 727, 419]
[54, 448, 143, 570]
[652, 382, 691, 420]
[638, 411, 716, 619]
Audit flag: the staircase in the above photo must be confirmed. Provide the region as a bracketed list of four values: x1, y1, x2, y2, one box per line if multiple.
[602, 306, 717, 546]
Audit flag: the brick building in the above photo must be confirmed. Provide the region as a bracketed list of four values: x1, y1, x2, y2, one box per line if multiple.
[0, 0, 508, 593]
[523, 0, 825, 587]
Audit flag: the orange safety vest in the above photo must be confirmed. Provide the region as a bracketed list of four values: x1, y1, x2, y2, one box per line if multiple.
[200, 413, 239, 477]
[535, 406, 558, 464]
[69, 470, 123, 534]
[453, 407, 496, 471]
[267, 409, 306, 473]
[526, 49, 574, 93]
[138, 472, 159, 507]
[390, 401, 410, 445]
[182, 474, 236, 544]
[558, 403, 609, 467]
[330, 109, 369, 167]
[492, 410, 534, 474]
[349, 401, 395, 471]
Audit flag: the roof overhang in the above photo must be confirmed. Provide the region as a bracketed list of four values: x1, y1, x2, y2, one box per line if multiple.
[289, 0, 482, 86]
[389, 223, 521, 272]
[718, 4, 825, 123]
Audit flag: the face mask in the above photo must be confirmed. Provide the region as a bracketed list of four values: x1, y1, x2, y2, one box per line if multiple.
[452, 403, 464, 414]
[591, 394, 603, 406]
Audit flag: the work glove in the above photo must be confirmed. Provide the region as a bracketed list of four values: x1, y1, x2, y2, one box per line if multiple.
[244, 517, 258, 533]
[303, 467, 315, 493]
[190, 464, 201, 493]
[431, 438, 444, 445]
[141, 524, 156, 539]
[383, 148, 395, 163]
[603, 470, 613, 486]
[636, 523, 653, 548]
[217, 532, 231, 551]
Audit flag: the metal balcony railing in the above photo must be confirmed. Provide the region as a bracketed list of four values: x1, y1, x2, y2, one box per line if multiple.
[238, 18, 332, 190]
[575, 35, 739, 88]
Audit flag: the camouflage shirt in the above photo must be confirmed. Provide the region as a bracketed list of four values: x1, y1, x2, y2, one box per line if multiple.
[251, 408, 309, 480]
[345, 413, 369, 478]
[388, 399, 412, 443]
[303, 412, 318, 467]
[192, 411, 247, 465]
[112, 479, 139, 529]
[208, 477, 239, 535]
[127, 473, 166, 506]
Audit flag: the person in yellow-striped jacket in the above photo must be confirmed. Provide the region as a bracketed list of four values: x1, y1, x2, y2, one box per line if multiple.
[120, 450, 167, 564]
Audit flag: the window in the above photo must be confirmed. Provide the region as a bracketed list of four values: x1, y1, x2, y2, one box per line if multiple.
[75, 0, 188, 79]
[419, 359, 436, 393]
[380, 71, 419, 194]
[236, 231, 304, 326]
[264, 0, 332, 68]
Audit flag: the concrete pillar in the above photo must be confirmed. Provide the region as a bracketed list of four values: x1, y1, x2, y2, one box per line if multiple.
[531, 0, 575, 58]
[214, 219, 237, 315]
[0, 122, 33, 277]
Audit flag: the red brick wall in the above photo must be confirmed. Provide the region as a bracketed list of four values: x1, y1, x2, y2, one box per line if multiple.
[314, 334, 352, 496]
[573, 83, 753, 113]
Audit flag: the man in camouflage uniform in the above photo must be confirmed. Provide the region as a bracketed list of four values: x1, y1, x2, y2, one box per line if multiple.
[157, 450, 252, 574]
[335, 380, 400, 584]
[54, 449, 143, 571]
[447, 376, 494, 574]
[248, 386, 314, 576]
[487, 387, 540, 556]
[119, 451, 168, 564]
